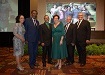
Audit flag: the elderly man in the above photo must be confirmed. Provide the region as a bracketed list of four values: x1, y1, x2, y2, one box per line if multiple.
[65, 16, 77, 65]
[75, 12, 91, 67]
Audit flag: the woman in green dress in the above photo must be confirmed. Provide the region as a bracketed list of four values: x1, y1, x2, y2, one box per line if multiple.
[52, 15, 68, 69]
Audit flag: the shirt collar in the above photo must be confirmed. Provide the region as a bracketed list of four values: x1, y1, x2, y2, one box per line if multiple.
[45, 22, 49, 23]
[32, 18, 36, 21]
[78, 19, 83, 23]
[66, 22, 71, 26]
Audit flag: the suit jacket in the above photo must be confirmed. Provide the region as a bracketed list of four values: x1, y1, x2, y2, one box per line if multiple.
[24, 18, 40, 42]
[40, 22, 52, 46]
[65, 23, 77, 45]
[75, 19, 91, 43]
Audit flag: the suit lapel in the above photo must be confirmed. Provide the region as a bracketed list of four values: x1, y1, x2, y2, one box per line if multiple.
[78, 19, 84, 28]
[36, 20, 39, 26]
[44, 23, 50, 30]
[30, 18, 35, 26]
[66, 23, 72, 33]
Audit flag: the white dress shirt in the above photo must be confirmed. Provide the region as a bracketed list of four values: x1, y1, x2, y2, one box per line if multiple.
[77, 19, 83, 28]
[32, 18, 37, 26]
[65, 23, 71, 32]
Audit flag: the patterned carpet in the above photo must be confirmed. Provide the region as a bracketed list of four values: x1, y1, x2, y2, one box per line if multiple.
[0, 47, 105, 75]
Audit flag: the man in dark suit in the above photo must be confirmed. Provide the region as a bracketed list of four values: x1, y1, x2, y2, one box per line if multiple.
[40, 15, 52, 67]
[75, 12, 91, 67]
[24, 10, 40, 69]
[65, 16, 77, 65]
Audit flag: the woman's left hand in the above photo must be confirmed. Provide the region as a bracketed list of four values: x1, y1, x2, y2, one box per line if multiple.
[60, 40, 63, 45]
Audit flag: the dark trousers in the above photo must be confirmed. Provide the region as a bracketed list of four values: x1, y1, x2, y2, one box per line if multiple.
[28, 42, 38, 66]
[66, 44, 75, 63]
[42, 45, 52, 64]
[76, 42, 86, 64]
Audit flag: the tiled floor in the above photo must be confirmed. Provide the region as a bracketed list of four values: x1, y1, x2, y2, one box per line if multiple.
[0, 47, 105, 75]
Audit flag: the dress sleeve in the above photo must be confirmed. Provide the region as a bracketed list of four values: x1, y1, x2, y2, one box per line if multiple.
[60, 22, 65, 36]
[13, 24, 18, 35]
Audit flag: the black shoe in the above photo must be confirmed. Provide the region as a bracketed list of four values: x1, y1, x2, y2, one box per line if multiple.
[80, 64, 85, 67]
[43, 63, 46, 67]
[48, 61, 53, 64]
[68, 62, 73, 65]
[64, 61, 69, 65]
[34, 63, 39, 66]
[76, 61, 81, 63]
[30, 65, 34, 69]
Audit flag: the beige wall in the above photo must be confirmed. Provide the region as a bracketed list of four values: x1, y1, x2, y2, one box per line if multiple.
[37, 0, 46, 24]
[30, 0, 105, 31]
[30, 0, 38, 15]
[95, 0, 104, 31]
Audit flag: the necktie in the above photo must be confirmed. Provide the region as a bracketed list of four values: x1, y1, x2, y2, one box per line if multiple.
[46, 22, 50, 29]
[33, 19, 37, 26]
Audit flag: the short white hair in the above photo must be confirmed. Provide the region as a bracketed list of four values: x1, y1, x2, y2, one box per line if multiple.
[66, 16, 72, 19]
[78, 12, 84, 16]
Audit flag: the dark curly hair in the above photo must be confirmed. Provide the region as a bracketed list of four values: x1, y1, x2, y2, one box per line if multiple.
[53, 15, 60, 20]
[15, 15, 24, 23]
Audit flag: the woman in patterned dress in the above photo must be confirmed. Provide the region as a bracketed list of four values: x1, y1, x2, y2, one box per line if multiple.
[13, 15, 25, 71]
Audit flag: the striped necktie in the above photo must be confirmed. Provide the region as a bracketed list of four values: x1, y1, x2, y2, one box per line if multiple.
[33, 19, 37, 26]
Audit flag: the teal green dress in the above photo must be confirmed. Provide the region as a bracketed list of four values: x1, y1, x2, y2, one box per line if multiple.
[52, 22, 68, 59]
